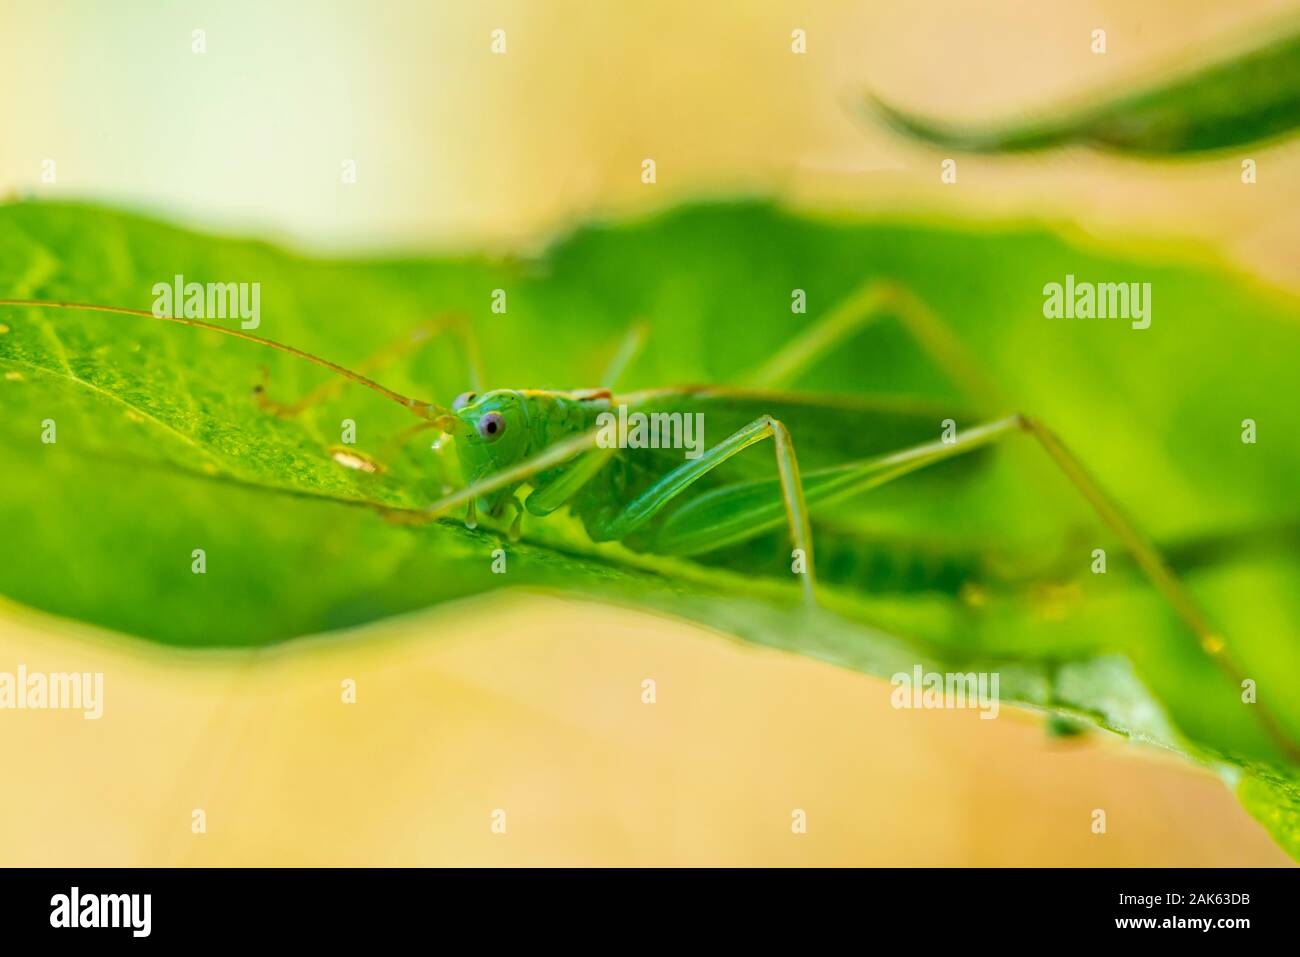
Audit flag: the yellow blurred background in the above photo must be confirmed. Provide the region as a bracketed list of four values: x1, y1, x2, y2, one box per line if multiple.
[3, 0, 1298, 284]
[1, 0, 1296, 864]
[1, 595, 1290, 866]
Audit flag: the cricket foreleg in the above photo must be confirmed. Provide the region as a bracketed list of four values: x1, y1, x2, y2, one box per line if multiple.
[586, 416, 818, 603]
[524, 447, 617, 516]
[492, 494, 526, 541]
[377, 427, 605, 528]
[253, 311, 484, 417]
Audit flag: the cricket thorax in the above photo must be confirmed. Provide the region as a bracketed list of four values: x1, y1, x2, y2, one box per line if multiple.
[448, 388, 611, 490]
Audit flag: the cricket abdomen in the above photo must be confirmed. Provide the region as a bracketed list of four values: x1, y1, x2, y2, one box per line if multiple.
[813, 530, 987, 594]
[682, 525, 994, 597]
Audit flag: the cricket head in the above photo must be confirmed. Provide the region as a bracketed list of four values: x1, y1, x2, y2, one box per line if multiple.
[443, 390, 532, 497]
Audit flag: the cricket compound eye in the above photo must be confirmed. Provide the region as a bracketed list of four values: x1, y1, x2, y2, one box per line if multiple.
[478, 411, 506, 441]
[452, 391, 477, 411]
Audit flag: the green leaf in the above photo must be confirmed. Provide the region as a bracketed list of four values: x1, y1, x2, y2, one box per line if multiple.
[2, 200, 1298, 856]
[1238, 767, 1300, 860]
[869, 20, 1300, 155]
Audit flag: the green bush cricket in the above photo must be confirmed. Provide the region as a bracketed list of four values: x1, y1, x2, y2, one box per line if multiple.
[2, 287, 1295, 761]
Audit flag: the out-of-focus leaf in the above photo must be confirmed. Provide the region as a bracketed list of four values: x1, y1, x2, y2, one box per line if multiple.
[869, 23, 1300, 155]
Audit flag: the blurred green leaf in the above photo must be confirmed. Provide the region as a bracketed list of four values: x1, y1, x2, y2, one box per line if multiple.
[870, 22, 1300, 155]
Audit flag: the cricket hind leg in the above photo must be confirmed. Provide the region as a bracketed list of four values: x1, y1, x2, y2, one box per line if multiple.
[751, 281, 1278, 744]
[739, 279, 1005, 408]
[254, 311, 485, 417]
[655, 413, 1198, 631]
[600, 321, 649, 390]
[1017, 415, 1300, 761]
[651, 417, 1021, 557]
[583, 415, 819, 604]
[654, 412, 1300, 759]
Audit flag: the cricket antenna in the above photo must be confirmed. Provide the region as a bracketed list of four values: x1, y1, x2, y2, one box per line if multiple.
[0, 298, 455, 424]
